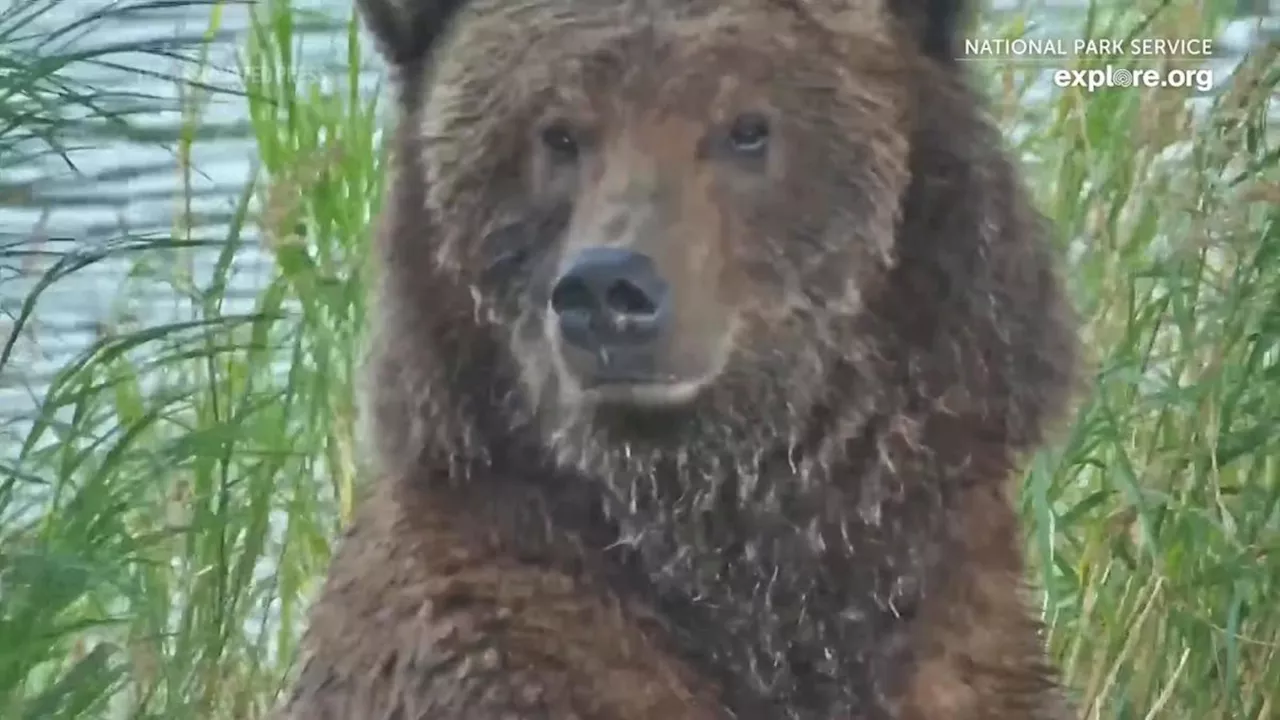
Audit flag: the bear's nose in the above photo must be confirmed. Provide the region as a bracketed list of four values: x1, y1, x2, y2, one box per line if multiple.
[549, 247, 669, 350]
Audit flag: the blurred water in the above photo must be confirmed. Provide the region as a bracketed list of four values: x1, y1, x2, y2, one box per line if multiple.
[0, 0, 1275, 422]
[0, 0, 382, 419]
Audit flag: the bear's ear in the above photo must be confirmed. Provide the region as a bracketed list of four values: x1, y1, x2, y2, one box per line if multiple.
[357, 0, 469, 67]
[885, 0, 971, 63]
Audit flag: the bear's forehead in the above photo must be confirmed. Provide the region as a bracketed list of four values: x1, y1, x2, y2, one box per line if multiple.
[442, 0, 892, 65]
[425, 0, 899, 116]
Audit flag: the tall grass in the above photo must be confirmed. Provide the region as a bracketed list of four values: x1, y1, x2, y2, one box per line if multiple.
[993, 5, 1280, 718]
[1, 0, 376, 716]
[0, 0, 1276, 717]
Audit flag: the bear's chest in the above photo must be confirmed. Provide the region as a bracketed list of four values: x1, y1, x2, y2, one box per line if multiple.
[593, 504, 923, 720]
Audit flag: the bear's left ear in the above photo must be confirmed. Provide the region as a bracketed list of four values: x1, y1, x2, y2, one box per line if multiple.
[356, 0, 469, 68]
[885, 0, 971, 64]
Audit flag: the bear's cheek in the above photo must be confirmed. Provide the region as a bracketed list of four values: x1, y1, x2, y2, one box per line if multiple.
[468, 201, 574, 314]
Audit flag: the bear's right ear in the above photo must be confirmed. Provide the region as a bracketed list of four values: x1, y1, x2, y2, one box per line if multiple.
[357, 0, 469, 67]
[885, 0, 970, 64]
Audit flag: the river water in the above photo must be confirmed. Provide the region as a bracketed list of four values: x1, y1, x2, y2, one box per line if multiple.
[0, 0, 1276, 423]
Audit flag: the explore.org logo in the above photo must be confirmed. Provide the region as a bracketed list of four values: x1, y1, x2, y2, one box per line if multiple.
[1051, 65, 1215, 93]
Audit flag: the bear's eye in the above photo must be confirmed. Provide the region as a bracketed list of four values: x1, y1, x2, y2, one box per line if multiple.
[726, 113, 771, 157]
[540, 121, 580, 162]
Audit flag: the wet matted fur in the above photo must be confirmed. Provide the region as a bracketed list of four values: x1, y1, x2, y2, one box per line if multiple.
[277, 1, 1082, 718]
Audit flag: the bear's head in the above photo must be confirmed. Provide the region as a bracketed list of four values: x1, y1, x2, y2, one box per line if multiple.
[362, 0, 1069, 486]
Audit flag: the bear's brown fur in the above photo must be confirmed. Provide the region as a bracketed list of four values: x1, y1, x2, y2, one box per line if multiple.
[277, 1, 1082, 718]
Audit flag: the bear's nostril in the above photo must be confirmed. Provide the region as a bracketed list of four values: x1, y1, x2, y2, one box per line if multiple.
[550, 277, 597, 315]
[604, 279, 657, 316]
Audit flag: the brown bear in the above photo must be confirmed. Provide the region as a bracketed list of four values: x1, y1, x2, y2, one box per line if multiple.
[276, 0, 1082, 718]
